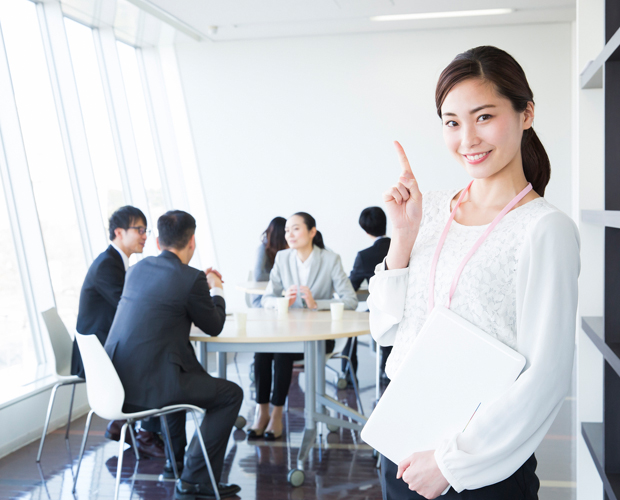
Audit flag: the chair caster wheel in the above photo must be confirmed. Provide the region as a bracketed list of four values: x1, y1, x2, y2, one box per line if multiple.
[336, 377, 347, 390]
[326, 423, 339, 433]
[234, 416, 246, 429]
[288, 468, 305, 487]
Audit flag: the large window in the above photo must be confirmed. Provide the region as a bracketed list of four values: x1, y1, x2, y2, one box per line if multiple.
[0, 184, 34, 380]
[117, 40, 165, 255]
[0, 0, 85, 329]
[64, 17, 124, 222]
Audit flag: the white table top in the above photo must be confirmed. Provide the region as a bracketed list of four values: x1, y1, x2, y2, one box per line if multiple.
[236, 281, 369, 297]
[190, 308, 370, 344]
[236, 281, 269, 295]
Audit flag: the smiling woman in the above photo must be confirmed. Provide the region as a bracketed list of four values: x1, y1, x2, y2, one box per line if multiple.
[368, 46, 579, 500]
[436, 47, 550, 199]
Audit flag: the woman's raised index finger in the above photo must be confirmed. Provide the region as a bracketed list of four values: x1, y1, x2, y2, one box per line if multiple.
[394, 141, 414, 178]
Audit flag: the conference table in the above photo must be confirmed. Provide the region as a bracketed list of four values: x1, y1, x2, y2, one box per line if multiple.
[189, 308, 370, 486]
[236, 281, 370, 298]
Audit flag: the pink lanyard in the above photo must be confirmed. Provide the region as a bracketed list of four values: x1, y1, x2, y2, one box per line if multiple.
[428, 181, 533, 312]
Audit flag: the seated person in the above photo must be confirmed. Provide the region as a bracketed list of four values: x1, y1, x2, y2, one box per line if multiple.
[252, 216, 288, 307]
[104, 210, 243, 500]
[71, 205, 162, 457]
[344, 207, 392, 381]
[249, 212, 358, 440]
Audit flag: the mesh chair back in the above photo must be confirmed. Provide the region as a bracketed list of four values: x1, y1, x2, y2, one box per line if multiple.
[41, 308, 74, 377]
[75, 332, 125, 420]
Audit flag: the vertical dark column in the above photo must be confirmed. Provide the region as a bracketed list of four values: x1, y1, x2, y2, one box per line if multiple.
[604, 62, 620, 209]
[606, 0, 620, 43]
[604, 17, 620, 487]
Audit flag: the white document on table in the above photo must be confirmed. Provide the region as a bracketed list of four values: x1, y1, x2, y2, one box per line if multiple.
[361, 306, 526, 465]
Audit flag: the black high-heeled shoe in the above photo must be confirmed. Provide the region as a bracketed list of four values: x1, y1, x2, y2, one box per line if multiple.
[246, 427, 267, 440]
[263, 429, 283, 441]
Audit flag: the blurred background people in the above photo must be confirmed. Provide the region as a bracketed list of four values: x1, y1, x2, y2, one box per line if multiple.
[249, 212, 357, 440]
[105, 210, 242, 498]
[251, 216, 288, 307]
[70, 206, 164, 457]
[344, 207, 392, 384]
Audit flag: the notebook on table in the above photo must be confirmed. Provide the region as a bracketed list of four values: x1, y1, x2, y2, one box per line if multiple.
[361, 305, 526, 465]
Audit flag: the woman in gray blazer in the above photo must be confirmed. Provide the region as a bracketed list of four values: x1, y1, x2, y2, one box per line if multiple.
[247, 212, 357, 440]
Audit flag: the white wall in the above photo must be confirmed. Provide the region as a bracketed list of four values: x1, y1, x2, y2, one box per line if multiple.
[575, 0, 605, 497]
[175, 23, 573, 311]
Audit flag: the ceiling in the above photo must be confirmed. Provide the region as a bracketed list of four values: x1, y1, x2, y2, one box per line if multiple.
[137, 0, 575, 42]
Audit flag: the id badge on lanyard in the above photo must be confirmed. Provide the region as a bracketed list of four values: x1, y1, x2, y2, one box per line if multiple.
[428, 180, 532, 316]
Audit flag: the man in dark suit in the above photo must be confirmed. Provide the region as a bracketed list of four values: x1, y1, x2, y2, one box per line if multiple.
[344, 207, 391, 381]
[70, 206, 163, 457]
[105, 210, 243, 500]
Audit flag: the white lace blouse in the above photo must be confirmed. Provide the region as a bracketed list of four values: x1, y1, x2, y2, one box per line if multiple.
[367, 189, 580, 493]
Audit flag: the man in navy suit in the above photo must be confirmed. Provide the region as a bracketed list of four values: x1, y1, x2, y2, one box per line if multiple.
[105, 210, 242, 499]
[70, 206, 163, 457]
[344, 207, 391, 382]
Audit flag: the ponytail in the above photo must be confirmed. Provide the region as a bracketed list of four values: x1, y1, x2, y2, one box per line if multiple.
[521, 128, 550, 197]
[313, 230, 326, 250]
[292, 212, 326, 249]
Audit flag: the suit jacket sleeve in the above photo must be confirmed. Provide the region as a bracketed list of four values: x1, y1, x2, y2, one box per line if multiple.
[252, 244, 270, 307]
[253, 244, 271, 282]
[186, 272, 226, 337]
[314, 255, 358, 311]
[94, 257, 125, 308]
[348, 252, 365, 291]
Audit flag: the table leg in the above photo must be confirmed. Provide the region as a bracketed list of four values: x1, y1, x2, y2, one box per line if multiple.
[217, 352, 227, 379]
[316, 340, 326, 415]
[200, 343, 208, 371]
[297, 340, 317, 470]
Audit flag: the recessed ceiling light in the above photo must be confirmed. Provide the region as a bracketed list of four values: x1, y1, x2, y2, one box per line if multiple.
[370, 8, 514, 22]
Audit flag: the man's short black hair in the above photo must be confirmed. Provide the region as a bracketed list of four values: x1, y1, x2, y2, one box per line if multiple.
[359, 207, 387, 237]
[158, 210, 196, 250]
[108, 206, 147, 241]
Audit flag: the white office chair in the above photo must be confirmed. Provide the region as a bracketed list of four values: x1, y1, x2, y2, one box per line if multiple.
[73, 332, 221, 500]
[326, 336, 363, 414]
[36, 308, 85, 463]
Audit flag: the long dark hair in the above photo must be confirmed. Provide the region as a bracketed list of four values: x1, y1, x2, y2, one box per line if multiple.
[292, 212, 325, 249]
[262, 217, 288, 266]
[435, 46, 550, 197]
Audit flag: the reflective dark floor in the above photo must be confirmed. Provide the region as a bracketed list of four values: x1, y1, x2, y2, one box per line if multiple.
[0, 344, 575, 500]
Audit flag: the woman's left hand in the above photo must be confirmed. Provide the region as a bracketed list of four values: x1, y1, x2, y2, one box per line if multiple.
[298, 286, 317, 309]
[397, 450, 449, 499]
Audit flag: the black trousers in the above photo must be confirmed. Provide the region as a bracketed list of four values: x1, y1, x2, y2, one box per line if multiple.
[162, 377, 243, 485]
[381, 454, 539, 500]
[254, 352, 304, 406]
[341, 337, 358, 375]
[380, 345, 392, 373]
[255, 340, 335, 406]
[342, 341, 391, 378]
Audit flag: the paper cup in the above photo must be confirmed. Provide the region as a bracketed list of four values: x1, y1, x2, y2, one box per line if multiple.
[234, 312, 247, 332]
[330, 302, 344, 321]
[277, 297, 289, 317]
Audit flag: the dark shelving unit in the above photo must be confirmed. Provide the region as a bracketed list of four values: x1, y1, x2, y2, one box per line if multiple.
[580, 2, 620, 498]
[582, 317, 620, 378]
[582, 423, 620, 500]
[581, 210, 620, 229]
